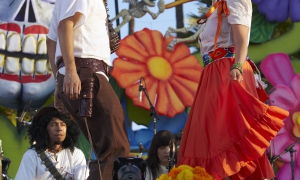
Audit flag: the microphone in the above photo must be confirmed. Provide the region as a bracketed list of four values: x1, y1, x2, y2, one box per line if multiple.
[138, 77, 143, 102]
[23, 121, 32, 126]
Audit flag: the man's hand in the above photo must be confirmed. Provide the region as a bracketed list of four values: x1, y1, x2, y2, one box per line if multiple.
[230, 69, 243, 83]
[63, 69, 81, 99]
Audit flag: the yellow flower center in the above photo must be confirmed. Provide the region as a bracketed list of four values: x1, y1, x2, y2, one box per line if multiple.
[292, 111, 300, 138]
[147, 56, 173, 81]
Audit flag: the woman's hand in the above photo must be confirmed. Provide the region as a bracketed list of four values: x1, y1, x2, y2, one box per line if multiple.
[230, 68, 243, 83]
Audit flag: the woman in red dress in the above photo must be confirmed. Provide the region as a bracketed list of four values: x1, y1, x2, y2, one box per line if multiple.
[176, 0, 289, 179]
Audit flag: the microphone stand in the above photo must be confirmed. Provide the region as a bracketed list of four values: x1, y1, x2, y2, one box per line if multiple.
[270, 138, 300, 180]
[168, 142, 176, 172]
[167, 158, 175, 173]
[139, 83, 160, 134]
[0, 139, 3, 180]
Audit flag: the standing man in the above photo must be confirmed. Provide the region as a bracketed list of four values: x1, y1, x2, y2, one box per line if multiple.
[46, 0, 130, 179]
[15, 107, 88, 179]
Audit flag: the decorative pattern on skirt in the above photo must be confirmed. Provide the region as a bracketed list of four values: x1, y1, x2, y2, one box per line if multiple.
[202, 47, 267, 90]
[202, 47, 235, 67]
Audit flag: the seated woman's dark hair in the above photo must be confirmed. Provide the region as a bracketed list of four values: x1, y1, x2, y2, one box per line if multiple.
[27, 110, 80, 152]
[145, 130, 175, 179]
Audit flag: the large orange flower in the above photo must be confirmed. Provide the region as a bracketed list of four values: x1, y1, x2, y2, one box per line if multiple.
[111, 28, 202, 117]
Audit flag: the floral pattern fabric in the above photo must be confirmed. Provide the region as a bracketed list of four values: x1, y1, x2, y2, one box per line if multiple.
[202, 47, 235, 67]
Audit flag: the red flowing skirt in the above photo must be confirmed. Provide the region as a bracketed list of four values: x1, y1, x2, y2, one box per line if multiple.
[176, 56, 288, 180]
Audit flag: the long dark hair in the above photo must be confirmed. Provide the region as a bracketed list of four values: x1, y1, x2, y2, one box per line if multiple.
[145, 130, 175, 179]
[27, 111, 80, 152]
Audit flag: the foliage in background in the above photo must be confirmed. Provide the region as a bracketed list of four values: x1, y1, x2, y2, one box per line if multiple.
[0, 95, 54, 126]
[0, 107, 17, 126]
[250, 5, 277, 43]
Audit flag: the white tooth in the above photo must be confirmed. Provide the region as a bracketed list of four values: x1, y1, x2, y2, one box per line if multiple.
[37, 38, 47, 54]
[23, 35, 37, 54]
[37, 35, 47, 42]
[7, 31, 17, 37]
[0, 32, 5, 50]
[5, 57, 20, 73]
[22, 58, 35, 74]
[7, 33, 21, 52]
[35, 59, 48, 74]
[0, 54, 4, 72]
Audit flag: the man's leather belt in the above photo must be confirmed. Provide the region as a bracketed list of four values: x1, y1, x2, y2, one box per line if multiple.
[56, 57, 110, 77]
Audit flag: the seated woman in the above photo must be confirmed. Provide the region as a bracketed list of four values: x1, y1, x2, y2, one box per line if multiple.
[145, 130, 175, 180]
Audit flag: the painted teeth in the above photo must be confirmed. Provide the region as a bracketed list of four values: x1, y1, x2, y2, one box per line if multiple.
[0, 32, 5, 50]
[36, 60, 48, 74]
[7, 33, 21, 52]
[5, 57, 20, 73]
[23, 35, 37, 54]
[0, 32, 5, 73]
[0, 30, 51, 76]
[36, 38, 48, 74]
[22, 58, 35, 74]
[37, 37, 47, 54]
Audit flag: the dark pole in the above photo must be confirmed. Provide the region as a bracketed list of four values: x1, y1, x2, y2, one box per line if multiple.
[114, 0, 121, 37]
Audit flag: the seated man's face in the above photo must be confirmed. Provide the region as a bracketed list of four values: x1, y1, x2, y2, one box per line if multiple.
[47, 118, 67, 145]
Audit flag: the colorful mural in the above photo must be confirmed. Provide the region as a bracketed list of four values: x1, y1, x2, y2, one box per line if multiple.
[0, 0, 55, 177]
[252, 0, 300, 22]
[0, 0, 55, 111]
[261, 53, 300, 180]
[0, 0, 299, 178]
[112, 28, 202, 117]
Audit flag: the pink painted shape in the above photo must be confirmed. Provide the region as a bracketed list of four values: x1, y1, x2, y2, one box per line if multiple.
[260, 53, 296, 87]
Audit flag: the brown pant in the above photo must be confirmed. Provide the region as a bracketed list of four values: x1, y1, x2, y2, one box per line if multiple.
[57, 70, 130, 180]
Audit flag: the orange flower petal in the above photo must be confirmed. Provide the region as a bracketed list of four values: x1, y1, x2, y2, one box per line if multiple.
[170, 75, 199, 106]
[173, 55, 202, 69]
[156, 82, 185, 117]
[113, 29, 202, 117]
[155, 82, 169, 115]
[173, 55, 202, 81]
[169, 43, 191, 63]
[134, 28, 156, 56]
[116, 44, 147, 63]
[163, 48, 173, 60]
[151, 30, 164, 56]
[111, 58, 147, 88]
[120, 35, 149, 58]
[174, 68, 202, 82]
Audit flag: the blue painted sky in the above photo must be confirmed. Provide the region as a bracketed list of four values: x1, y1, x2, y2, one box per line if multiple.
[108, 0, 205, 38]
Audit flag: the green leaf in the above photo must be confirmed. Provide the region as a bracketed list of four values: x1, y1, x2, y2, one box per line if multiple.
[185, 107, 191, 115]
[0, 115, 29, 179]
[250, 6, 277, 43]
[291, 58, 300, 73]
[126, 96, 151, 126]
[109, 76, 125, 100]
[77, 133, 91, 159]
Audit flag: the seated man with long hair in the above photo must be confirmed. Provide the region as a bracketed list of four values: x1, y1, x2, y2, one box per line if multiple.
[15, 107, 88, 180]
